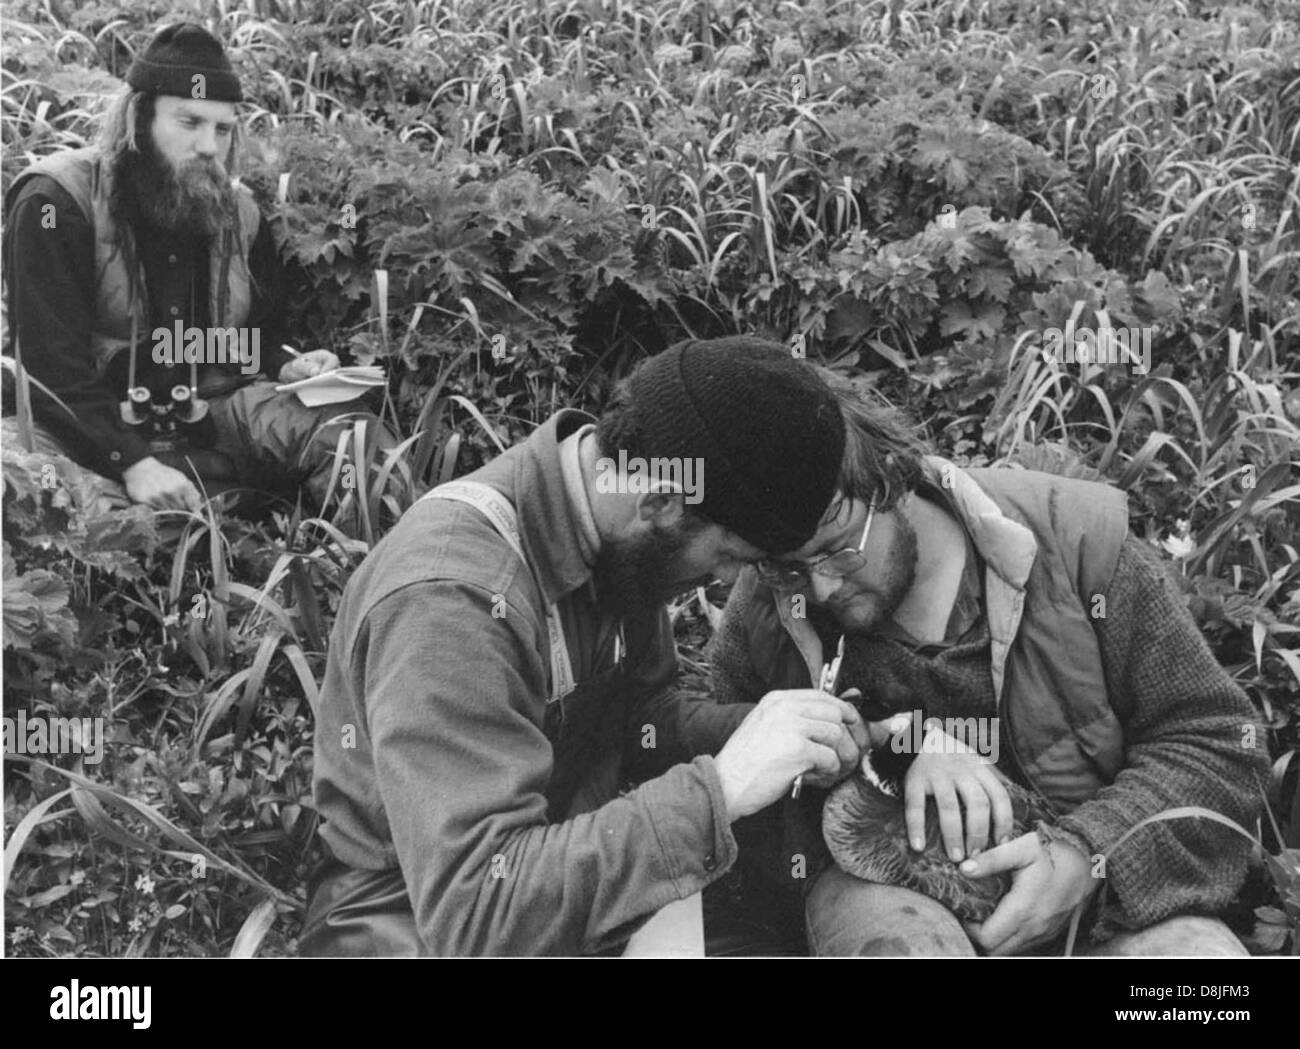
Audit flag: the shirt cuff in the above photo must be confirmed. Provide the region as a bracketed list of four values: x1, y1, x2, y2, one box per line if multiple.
[1036, 819, 1095, 863]
[262, 344, 294, 382]
[107, 432, 153, 477]
[639, 755, 738, 897]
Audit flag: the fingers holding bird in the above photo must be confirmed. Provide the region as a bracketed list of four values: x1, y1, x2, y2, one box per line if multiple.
[960, 833, 1099, 955]
[902, 731, 1009, 861]
[798, 716, 864, 789]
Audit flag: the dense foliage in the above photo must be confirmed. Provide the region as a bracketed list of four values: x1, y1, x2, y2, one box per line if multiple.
[3, 0, 1297, 956]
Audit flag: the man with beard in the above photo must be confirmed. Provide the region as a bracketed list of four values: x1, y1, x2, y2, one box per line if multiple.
[303, 337, 870, 956]
[3, 24, 378, 512]
[708, 369, 1268, 955]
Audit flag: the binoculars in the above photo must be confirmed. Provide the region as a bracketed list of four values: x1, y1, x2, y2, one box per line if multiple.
[120, 384, 217, 450]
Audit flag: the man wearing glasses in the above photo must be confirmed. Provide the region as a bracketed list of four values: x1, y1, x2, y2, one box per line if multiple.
[710, 369, 1267, 956]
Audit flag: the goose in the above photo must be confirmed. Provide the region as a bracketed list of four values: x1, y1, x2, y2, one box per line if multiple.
[822, 748, 1052, 923]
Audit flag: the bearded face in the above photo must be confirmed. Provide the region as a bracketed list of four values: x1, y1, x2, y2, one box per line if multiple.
[821, 507, 919, 634]
[116, 95, 239, 239]
[592, 519, 699, 618]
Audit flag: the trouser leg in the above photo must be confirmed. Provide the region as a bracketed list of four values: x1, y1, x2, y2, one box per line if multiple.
[701, 872, 807, 957]
[1087, 916, 1248, 956]
[804, 867, 976, 956]
[208, 381, 396, 508]
[802, 865, 1246, 957]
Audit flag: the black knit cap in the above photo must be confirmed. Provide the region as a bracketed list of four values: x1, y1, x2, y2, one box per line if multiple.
[126, 24, 243, 103]
[627, 336, 846, 554]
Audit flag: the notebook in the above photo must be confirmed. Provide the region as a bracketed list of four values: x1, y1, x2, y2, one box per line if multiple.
[275, 366, 386, 407]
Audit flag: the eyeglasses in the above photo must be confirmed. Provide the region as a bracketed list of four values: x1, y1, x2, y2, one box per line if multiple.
[754, 496, 877, 589]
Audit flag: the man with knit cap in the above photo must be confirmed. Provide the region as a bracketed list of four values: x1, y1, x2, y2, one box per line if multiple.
[304, 337, 869, 956]
[3, 23, 382, 511]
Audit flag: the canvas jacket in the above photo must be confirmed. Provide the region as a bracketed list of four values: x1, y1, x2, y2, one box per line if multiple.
[311, 409, 753, 955]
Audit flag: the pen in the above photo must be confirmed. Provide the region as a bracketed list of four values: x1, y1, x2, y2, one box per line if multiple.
[792, 634, 846, 799]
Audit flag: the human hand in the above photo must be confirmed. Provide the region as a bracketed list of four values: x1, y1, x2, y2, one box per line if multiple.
[122, 456, 202, 512]
[800, 688, 868, 790]
[903, 724, 1014, 862]
[861, 713, 908, 751]
[278, 349, 340, 383]
[715, 689, 862, 821]
[958, 832, 1100, 955]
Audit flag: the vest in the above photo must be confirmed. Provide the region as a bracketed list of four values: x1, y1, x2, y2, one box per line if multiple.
[5, 146, 261, 376]
[743, 458, 1131, 817]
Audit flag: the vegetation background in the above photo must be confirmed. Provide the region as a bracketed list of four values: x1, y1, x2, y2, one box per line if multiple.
[2, 0, 1297, 957]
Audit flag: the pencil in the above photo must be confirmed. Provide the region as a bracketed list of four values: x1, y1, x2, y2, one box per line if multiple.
[792, 635, 847, 798]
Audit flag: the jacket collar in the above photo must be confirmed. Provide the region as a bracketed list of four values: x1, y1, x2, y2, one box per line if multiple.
[919, 456, 1036, 592]
[918, 457, 1038, 700]
[507, 409, 600, 606]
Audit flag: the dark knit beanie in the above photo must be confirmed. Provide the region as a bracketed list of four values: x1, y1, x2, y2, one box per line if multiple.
[126, 24, 243, 103]
[627, 336, 846, 554]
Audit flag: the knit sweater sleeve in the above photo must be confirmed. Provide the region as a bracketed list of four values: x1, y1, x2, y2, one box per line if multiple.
[1043, 536, 1270, 931]
[707, 567, 779, 706]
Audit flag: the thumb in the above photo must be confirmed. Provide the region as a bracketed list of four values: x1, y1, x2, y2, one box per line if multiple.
[958, 831, 1038, 878]
[864, 716, 901, 749]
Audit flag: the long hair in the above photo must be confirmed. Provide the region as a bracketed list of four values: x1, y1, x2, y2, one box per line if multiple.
[811, 366, 931, 519]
